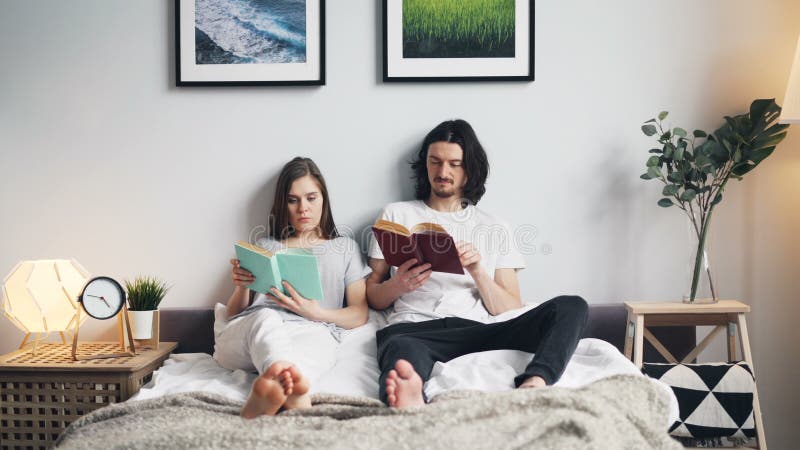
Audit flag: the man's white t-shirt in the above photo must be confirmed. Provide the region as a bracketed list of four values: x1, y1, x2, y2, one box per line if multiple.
[368, 200, 526, 325]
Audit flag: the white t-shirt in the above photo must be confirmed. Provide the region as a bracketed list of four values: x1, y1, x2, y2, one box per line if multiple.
[368, 200, 526, 324]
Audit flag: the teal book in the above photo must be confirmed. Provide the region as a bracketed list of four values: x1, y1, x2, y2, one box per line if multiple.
[234, 241, 324, 301]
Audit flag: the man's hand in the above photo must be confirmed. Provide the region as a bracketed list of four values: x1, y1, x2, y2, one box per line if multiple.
[390, 259, 432, 295]
[456, 241, 482, 276]
[267, 281, 323, 321]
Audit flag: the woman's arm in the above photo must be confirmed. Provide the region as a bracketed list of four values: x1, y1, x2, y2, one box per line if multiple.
[268, 279, 368, 329]
[226, 259, 254, 319]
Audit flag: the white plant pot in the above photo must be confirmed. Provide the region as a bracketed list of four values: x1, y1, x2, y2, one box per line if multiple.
[130, 310, 155, 340]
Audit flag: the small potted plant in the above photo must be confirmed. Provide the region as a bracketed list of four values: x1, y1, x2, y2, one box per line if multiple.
[125, 276, 169, 341]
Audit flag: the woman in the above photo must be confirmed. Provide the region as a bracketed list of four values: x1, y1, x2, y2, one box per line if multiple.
[214, 157, 371, 418]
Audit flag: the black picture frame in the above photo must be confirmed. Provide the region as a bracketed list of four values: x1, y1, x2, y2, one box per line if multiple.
[176, 0, 325, 86]
[382, 0, 534, 82]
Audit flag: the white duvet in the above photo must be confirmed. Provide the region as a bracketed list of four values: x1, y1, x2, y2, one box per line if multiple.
[133, 303, 679, 427]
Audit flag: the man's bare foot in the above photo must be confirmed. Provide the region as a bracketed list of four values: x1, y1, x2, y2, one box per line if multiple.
[282, 365, 312, 410]
[385, 359, 424, 408]
[240, 361, 294, 419]
[518, 375, 547, 389]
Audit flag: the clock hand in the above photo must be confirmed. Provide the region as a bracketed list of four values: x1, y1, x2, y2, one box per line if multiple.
[87, 294, 111, 308]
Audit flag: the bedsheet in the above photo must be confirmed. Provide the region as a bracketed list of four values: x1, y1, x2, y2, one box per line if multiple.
[132, 303, 679, 427]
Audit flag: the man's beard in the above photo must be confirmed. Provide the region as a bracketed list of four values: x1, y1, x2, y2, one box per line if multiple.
[431, 177, 457, 198]
[432, 185, 456, 198]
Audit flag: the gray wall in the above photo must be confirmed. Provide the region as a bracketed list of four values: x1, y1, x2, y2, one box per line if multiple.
[1, 0, 798, 446]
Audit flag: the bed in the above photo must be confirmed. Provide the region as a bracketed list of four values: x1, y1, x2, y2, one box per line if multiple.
[54, 303, 694, 449]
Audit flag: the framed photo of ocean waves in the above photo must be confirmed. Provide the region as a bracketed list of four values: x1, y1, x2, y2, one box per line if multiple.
[383, 0, 533, 82]
[176, 0, 325, 86]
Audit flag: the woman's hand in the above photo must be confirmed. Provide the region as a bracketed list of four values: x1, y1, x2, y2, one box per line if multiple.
[267, 281, 323, 321]
[230, 259, 254, 287]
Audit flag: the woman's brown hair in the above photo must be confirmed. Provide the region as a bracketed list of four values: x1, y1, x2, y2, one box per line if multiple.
[268, 157, 338, 240]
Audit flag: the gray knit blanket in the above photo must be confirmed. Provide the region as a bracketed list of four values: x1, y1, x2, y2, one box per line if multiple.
[56, 374, 681, 450]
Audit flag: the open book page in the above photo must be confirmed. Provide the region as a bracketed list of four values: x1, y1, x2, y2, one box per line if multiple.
[234, 241, 282, 294]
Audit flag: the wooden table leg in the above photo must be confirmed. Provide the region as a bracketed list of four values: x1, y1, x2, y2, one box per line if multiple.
[727, 321, 737, 362]
[737, 313, 766, 449]
[624, 311, 634, 360]
[633, 314, 644, 369]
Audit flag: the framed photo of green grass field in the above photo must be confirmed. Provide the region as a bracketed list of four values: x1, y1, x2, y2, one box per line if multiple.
[383, 0, 533, 82]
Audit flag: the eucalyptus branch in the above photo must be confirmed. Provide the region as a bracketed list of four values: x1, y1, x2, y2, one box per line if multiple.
[639, 99, 789, 301]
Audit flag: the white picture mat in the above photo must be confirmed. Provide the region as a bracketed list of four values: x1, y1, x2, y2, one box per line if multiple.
[179, 0, 321, 82]
[386, 0, 530, 78]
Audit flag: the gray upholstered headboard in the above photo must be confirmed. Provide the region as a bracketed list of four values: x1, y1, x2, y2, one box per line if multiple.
[158, 303, 696, 363]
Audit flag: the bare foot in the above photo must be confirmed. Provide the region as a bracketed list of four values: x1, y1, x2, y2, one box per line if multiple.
[385, 359, 424, 408]
[282, 365, 312, 411]
[240, 361, 294, 419]
[518, 375, 547, 389]
[240, 375, 289, 419]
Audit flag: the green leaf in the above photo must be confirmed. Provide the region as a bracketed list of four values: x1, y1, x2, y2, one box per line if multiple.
[658, 111, 669, 121]
[647, 166, 662, 179]
[748, 146, 775, 165]
[712, 192, 723, 205]
[644, 118, 656, 124]
[646, 155, 660, 167]
[660, 131, 672, 141]
[674, 145, 685, 161]
[680, 189, 697, 202]
[648, 148, 662, 154]
[673, 127, 687, 138]
[663, 184, 679, 196]
[640, 172, 653, 180]
[668, 171, 682, 183]
[657, 198, 674, 207]
[642, 124, 658, 136]
[693, 130, 707, 138]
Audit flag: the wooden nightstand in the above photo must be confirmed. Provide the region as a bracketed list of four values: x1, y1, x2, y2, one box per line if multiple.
[0, 341, 177, 449]
[623, 300, 764, 449]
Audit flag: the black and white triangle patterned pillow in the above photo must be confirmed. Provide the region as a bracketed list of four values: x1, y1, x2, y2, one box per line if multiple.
[642, 361, 756, 439]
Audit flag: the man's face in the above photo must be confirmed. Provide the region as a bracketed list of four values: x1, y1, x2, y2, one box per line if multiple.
[426, 141, 467, 200]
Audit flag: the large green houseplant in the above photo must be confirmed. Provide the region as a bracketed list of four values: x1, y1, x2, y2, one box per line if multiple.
[640, 99, 789, 302]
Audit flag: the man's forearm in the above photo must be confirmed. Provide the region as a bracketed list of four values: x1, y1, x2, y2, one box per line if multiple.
[471, 268, 522, 315]
[365, 275, 402, 310]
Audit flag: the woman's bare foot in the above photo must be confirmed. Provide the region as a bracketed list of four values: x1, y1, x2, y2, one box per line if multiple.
[240, 361, 293, 419]
[281, 365, 312, 410]
[385, 359, 424, 408]
[518, 375, 547, 389]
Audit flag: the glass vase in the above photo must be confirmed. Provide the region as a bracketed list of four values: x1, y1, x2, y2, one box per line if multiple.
[683, 210, 718, 303]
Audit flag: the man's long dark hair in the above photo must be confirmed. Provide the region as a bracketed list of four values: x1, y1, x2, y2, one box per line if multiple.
[410, 119, 489, 205]
[268, 157, 338, 240]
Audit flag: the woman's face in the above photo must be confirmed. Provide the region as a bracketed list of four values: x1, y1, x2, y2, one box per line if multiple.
[287, 175, 324, 237]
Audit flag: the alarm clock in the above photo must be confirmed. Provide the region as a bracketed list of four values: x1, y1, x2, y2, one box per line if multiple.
[78, 276, 126, 319]
[72, 276, 136, 360]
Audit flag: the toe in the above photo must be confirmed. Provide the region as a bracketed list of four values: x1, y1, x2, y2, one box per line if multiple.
[394, 360, 417, 380]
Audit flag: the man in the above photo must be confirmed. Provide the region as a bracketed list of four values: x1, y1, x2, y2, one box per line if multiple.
[366, 119, 588, 408]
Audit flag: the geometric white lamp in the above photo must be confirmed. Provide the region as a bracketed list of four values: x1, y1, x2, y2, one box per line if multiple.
[780, 34, 800, 124]
[1, 259, 90, 349]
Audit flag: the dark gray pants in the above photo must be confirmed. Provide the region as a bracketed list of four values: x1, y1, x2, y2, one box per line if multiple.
[376, 295, 589, 405]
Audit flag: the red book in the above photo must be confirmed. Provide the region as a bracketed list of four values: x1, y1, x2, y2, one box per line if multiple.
[371, 220, 464, 275]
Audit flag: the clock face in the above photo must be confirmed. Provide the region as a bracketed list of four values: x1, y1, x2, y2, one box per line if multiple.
[80, 277, 125, 320]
